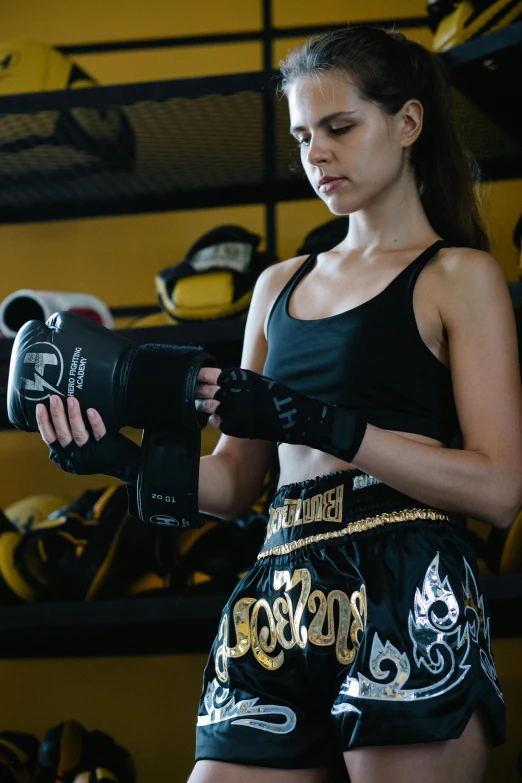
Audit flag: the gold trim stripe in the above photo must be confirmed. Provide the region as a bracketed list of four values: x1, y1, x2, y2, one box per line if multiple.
[257, 508, 451, 559]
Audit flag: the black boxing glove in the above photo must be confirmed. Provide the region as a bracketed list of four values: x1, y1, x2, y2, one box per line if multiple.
[8, 311, 214, 433]
[216, 368, 367, 464]
[48, 430, 141, 485]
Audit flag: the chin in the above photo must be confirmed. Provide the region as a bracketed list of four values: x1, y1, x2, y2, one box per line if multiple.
[321, 195, 359, 216]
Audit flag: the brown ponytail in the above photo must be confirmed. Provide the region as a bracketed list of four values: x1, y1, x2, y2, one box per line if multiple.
[280, 26, 489, 251]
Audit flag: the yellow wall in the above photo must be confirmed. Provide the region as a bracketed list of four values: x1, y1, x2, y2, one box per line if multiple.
[0, 2, 521, 781]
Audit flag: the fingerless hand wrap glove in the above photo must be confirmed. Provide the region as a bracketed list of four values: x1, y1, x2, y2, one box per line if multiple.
[216, 368, 367, 464]
[48, 431, 141, 486]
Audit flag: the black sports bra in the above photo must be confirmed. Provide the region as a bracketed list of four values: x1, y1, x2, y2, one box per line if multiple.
[263, 239, 459, 445]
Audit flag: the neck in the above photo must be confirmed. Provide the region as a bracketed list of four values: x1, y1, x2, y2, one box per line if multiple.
[339, 170, 439, 255]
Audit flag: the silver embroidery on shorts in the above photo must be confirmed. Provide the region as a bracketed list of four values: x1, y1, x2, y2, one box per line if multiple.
[197, 678, 297, 734]
[353, 474, 382, 490]
[334, 553, 502, 710]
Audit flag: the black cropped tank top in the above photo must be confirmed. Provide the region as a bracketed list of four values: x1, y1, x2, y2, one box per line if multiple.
[263, 239, 459, 445]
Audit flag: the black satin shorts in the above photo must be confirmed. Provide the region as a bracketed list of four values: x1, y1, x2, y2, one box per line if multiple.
[195, 469, 506, 770]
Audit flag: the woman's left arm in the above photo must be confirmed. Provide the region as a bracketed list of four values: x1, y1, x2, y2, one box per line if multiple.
[352, 248, 522, 529]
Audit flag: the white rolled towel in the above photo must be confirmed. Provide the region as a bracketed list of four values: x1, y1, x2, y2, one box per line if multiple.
[0, 289, 114, 338]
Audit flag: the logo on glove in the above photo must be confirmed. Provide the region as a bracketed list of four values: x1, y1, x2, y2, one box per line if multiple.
[149, 514, 190, 527]
[18, 342, 64, 401]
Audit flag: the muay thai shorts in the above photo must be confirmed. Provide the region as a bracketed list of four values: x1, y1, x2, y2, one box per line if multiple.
[195, 469, 506, 769]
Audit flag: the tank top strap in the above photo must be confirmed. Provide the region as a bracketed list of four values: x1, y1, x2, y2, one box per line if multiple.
[266, 252, 319, 335]
[406, 239, 448, 297]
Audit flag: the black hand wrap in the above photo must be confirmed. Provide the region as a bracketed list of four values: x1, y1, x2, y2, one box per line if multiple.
[216, 368, 367, 464]
[48, 432, 141, 485]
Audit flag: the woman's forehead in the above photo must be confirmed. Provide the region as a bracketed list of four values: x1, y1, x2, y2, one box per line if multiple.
[287, 74, 361, 121]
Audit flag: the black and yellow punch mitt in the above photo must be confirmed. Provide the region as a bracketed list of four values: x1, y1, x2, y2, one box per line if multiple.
[296, 217, 349, 257]
[0, 41, 135, 177]
[155, 226, 277, 323]
[0, 486, 129, 602]
[37, 721, 135, 783]
[427, 0, 522, 52]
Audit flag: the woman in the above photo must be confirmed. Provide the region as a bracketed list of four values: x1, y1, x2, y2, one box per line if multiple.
[38, 26, 522, 783]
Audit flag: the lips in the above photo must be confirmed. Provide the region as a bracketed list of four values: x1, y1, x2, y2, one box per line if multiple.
[318, 176, 345, 193]
[318, 176, 341, 186]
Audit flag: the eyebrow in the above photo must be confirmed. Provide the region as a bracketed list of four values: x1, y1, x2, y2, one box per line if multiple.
[289, 110, 357, 135]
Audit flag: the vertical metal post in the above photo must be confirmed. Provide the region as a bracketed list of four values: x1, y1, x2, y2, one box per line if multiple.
[262, 0, 277, 258]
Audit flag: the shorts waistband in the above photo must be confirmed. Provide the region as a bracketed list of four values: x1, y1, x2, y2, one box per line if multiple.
[258, 469, 453, 559]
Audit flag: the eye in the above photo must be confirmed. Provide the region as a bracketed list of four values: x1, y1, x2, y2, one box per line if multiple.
[295, 136, 310, 147]
[331, 125, 353, 135]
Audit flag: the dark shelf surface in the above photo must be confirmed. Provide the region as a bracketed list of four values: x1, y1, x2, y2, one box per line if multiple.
[0, 573, 519, 659]
[0, 591, 228, 659]
[0, 22, 521, 226]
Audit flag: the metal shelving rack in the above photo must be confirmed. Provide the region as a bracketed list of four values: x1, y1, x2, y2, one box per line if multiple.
[0, 8, 520, 655]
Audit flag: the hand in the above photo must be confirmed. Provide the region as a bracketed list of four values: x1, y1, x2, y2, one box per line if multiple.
[214, 367, 368, 463]
[36, 395, 141, 485]
[195, 366, 222, 429]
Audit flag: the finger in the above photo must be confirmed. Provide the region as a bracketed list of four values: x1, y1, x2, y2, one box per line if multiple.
[195, 398, 220, 415]
[36, 403, 58, 445]
[49, 395, 73, 448]
[195, 383, 220, 399]
[197, 367, 221, 385]
[66, 396, 90, 447]
[208, 413, 221, 429]
[86, 408, 107, 442]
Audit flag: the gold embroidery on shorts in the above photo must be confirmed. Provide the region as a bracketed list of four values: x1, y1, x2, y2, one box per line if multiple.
[215, 597, 256, 683]
[214, 568, 367, 677]
[264, 483, 345, 543]
[258, 508, 450, 558]
[307, 584, 368, 665]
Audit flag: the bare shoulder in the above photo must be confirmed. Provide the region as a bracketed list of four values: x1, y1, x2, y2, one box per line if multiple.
[428, 245, 510, 324]
[255, 254, 308, 302]
[435, 245, 504, 278]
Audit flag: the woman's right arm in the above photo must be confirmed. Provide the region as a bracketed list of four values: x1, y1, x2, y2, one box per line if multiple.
[197, 257, 303, 520]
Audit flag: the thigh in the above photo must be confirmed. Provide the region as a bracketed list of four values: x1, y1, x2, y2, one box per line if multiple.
[344, 707, 491, 783]
[188, 760, 333, 783]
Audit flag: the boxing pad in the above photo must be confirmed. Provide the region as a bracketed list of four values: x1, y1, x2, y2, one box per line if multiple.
[0, 510, 33, 603]
[427, 0, 522, 52]
[38, 721, 136, 783]
[0, 731, 40, 783]
[296, 217, 349, 256]
[0, 41, 135, 177]
[0, 289, 114, 339]
[6, 485, 130, 602]
[156, 225, 277, 322]
[4, 493, 72, 534]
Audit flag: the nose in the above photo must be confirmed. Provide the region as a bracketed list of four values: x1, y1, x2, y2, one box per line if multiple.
[306, 134, 332, 166]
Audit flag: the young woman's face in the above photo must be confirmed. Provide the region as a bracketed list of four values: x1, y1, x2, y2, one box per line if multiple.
[288, 73, 410, 215]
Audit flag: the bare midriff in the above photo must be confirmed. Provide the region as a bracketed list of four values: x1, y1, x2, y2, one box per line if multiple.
[277, 431, 445, 488]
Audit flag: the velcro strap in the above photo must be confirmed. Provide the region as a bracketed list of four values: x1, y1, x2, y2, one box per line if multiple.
[133, 427, 203, 528]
